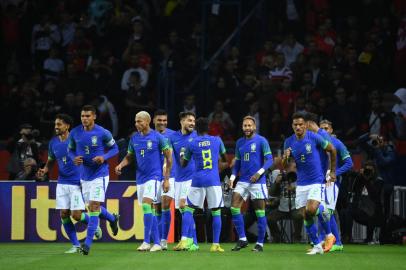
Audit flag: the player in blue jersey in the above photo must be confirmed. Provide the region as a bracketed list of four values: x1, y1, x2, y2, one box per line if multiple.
[115, 111, 172, 252]
[171, 112, 199, 251]
[229, 116, 273, 252]
[68, 105, 119, 255]
[176, 117, 228, 252]
[152, 109, 176, 250]
[305, 112, 336, 252]
[283, 112, 337, 255]
[320, 119, 353, 252]
[37, 114, 93, 253]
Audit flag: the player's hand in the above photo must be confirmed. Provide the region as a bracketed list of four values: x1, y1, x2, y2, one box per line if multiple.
[163, 178, 170, 193]
[250, 173, 261, 183]
[93, 156, 105, 164]
[74, 156, 83, 165]
[283, 148, 292, 159]
[36, 168, 46, 178]
[327, 171, 336, 186]
[115, 164, 122, 175]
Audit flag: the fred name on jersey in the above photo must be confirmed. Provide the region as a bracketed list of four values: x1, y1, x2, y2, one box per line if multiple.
[199, 141, 211, 147]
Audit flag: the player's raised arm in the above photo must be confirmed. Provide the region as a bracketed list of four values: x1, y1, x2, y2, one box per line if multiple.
[115, 143, 134, 175]
[37, 144, 56, 178]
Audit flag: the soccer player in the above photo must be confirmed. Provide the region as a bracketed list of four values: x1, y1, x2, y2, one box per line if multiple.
[153, 109, 176, 250]
[170, 112, 198, 251]
[68, 105, 120, 255]
[176, 117, 228, 252]
[37, 114, 94, 253]
[283, 112, 337, 255]
[115, 111, 172, 252]
[320, 119, 353, 252]
[305, 112, 336, 252]
[229, 116, 273, 252]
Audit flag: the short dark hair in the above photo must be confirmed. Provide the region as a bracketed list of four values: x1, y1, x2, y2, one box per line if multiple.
[195, 117, 209, 134]
[81, 105, 96, 114]
[292, 111, 306, 121]
[55, 114, 73, 127]
[154, 109, 167, 118]
[304, 112, 319, 123]
[179, 111, 196, 120]
[320, 119, 332, 127]
[243, 115, 256, 124]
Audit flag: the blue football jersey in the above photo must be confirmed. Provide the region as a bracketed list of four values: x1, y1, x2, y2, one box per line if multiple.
[160, 128, 176, 179]
[317, 128, 332, 176]
[170, 130, 197, 182]
[48, 136, 81, 185]
[184, 135, 226, 187]
[127, 129, 170, 184]
[234, 134, 272, 184]
[284, 131, 328, 186]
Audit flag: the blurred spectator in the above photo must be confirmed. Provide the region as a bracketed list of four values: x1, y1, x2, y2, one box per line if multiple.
[208, 100, 235, 137]
[121, 56, 148, 90]
[392, 88, 406, 139]
[269, 53, 293, 82]
[96, 95, 119, 137]
[276, 34, 304, 67]
[15, 158, 45, 181]
[182, 94, 197, 115]
[43, 48, 64, 80]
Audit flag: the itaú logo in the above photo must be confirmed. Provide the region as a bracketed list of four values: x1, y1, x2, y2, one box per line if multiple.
[3, 183, 145, 242]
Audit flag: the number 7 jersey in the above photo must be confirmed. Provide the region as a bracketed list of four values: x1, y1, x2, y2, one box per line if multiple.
[184, 134, 226, 187]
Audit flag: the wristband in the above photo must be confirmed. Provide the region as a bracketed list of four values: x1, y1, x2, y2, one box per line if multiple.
[230, 175, 236, 181]
[257, 168, 265, 175]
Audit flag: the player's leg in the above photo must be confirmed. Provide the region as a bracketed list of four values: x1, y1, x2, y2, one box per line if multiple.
[319, 184, 335, 252]
[97, 176, 119, 235]
[230, 182, 248, 251]
[328, 184, 343, 251]
[207, 186, 224, 252]
[160, 177, 174, 249]
[56, 184, 80, 253]
[137, 180, 156, 251]
[149, 181, 162, 252]
[305, 199, 323, 255]
[250, 183, 268, 252]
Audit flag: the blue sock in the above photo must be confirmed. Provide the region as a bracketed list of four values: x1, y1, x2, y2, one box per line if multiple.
[318, 219, 326, 242]
[330, 214, 342, 245]
[317, 204, 332, 235]
[212, 210, 222, 244]
[156, 212, 162, 239]
[62, 217, 80, 246]
[161, 209, 171, 240]
[181, 207, 194, 239]
[84, 212, 99, 247]
[304, 219, 320, 245]
[142, 203, 153, 244]
[80, 212, 89, 224]
[99, 206, 115, 223]
[231, 207, 246, 239]
[151, 212, 161, 245]
[188, 218, 198, 244]
[255, 210, 267, 244]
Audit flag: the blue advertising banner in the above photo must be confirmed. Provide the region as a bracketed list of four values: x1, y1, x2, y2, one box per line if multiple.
[0, 181, 145, 242]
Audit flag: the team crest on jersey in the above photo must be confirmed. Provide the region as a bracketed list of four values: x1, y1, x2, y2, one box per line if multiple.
[147, 140, 152, 149]
[188, 137, 193, 142]
[305, 143, 312, 153]
[250, 143, 256, 152]
[91, 136, 98, 146]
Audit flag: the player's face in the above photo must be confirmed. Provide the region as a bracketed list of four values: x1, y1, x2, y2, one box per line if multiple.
[320, 123, 333, 135]
[54, 119, 69, 136]
[81, 111, 96, 128]
[292, 118, 306, 137]
[242, 119, 256, 138]
[154, 115, 167, 132]
[135, 116, 149, 132]
[181, 115, 195, 133]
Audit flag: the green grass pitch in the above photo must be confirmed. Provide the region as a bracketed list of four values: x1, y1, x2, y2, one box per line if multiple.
[1, 243, 405, 270]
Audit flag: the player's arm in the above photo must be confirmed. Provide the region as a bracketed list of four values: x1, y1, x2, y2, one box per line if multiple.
[94, 131, 119, 164]
[218, 138, 228, 171]
[251, 139, 273, 183]
[67, 132, 83, 165]
[37, 144, 55, 178]
[180, 146, 190, 167]
[282, 140, 291, 169]
[161, 136, 173, 193]
[115, 142, 134, 175]
[230, 140, 241, 186]
[318, 136, 337, 182]
[336, 142, 353, 176]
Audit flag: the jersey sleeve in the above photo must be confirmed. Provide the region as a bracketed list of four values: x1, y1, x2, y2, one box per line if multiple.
[336, 140, 351, 161]
[312, 132, 329, 150]
[261, 137, 272, 158]
[283, 138, 291, 150]
[127, 139, 135, 155]
[67, 131, 76, 151]
[48, 141, 55, 161]
[234, 139, 241, 160]
[183, 145, 192, 161]
[158, 134, 171, 151]
[102, 129, 116, 147]
[218, 137, 226, 155]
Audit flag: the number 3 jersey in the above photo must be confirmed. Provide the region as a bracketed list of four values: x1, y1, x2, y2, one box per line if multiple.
[184, 134, 226, 187]
[127, 129, 170, 184]
[48, 136, 80, 185]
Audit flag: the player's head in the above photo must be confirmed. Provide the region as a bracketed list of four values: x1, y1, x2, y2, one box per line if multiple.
[292, 111, 307, 137]
[153, 109, 168, 133]
[195, 117, 209, 135]
[304, 112, 319, 132]
[55, 114, 73, 136]
[242, 116, 256, 138]
[179, 111, 196, 134]
[135, 111, 151, 132]
[320, 119, 333, 135]
[81, 105, 97, 128]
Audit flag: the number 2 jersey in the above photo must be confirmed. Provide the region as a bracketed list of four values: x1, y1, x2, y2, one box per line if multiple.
[184, 134, 226, 187]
